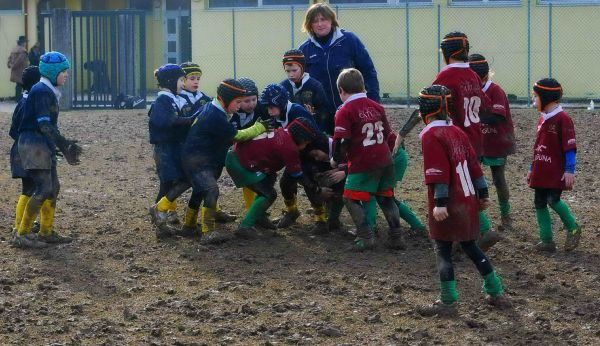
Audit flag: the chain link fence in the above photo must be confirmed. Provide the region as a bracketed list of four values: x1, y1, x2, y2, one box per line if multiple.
[191, 1, 600, 104]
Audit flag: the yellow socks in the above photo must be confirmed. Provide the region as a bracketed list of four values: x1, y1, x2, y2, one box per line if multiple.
[14, 195, 30, 230]
[169, 199, 177, 213]
[39, 199, 56, 236]
[18, 199, 42, 236]
[184, 207, 199, 228]
[242, 187, 256, 210]
[284, 197, 298, 213]
[201, 207, 216, 234]
[313, 204, 327, 223]
[156, 196, 175, 213]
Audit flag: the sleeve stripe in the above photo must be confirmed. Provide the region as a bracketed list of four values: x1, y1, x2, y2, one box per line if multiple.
[37, 116, 51, 123]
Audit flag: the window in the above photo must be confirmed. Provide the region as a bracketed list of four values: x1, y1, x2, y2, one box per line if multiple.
[450, 0, 520, 5]
[129, 0, 154, 11]
[538, 0, 600, 4]
[329, 0, 432, 4]
[262, 0, 308, 5]
[209, 0, 258, 8]
[0, 0, 22, 11]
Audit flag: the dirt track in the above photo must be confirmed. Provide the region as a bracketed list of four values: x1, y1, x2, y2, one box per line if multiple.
[1, 107, 599, 345]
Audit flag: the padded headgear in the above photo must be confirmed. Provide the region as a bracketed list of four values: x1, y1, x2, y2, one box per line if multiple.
[533, 78, 562, 112]
[237, 77, 258, 96]
[260, 83, 289, 114]
[418, 85, 453, 125]
[217, 78, 247, 109]
[39, 51, 70, 85]
[155, 64, 185, 94]
[21, 65, 41, 92]
[282, 49, 305, 74]
[288, 117, 318, 145]
[180, 62, 202, 77]
[468, 53, 489, 80]
[440, 32, 469, 64]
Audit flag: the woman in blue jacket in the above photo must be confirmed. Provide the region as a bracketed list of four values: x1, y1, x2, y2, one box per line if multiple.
[299, 2, 380, 122]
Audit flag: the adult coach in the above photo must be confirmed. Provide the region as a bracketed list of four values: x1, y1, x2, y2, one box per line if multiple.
[299, 2, 380, 133]
[7, 36, 29, 101]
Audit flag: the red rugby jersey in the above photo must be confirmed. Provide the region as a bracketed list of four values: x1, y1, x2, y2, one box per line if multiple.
[481, 80, 516, 157]
[234, 128, 302, 175]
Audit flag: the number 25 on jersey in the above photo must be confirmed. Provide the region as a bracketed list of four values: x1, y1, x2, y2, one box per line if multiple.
[362, 121, 384, 147]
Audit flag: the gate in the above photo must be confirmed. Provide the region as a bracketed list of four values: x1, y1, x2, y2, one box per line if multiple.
[40, 10, 146, 109]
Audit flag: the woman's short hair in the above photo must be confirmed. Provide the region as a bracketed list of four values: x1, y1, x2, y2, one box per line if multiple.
[302, 3, 339, 34]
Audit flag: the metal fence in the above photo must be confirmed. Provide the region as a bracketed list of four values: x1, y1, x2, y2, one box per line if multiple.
[193, 0, 600, 105]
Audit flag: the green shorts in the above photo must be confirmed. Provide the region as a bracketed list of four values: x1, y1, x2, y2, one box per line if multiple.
[225, 148, 266, 188]
[344, 165, 396, 201]
[481, 156, 507, 167]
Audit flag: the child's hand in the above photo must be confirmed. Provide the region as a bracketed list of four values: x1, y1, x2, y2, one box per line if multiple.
[304, 104, 314, 114]
[432, 207, 448, 222]
[308, 149, 329, 162]
[526, 171, 531, 184]
[330, 157, 338, 168]
[392, 133, 404, 156]
[479, 197, 491, 210]
[562, 172, 575, 189]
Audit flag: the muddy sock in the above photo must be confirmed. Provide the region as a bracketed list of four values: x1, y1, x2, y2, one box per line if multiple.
[549, 200, 578, 233]
[479, 211, 491, 234]
[284, 197, 298, 213]
[169, 199, 177, 212]
[183, 207, 199, 228]
[39, 199, 56, 236]
[440, 280, 458, 305]
[535, 207, 553, 242]
[242, 187, 256, 210]
[18, 198, 43, 236]
[482, 271, 503, 297]
[396, 198, 425, 230]
[312, 204, 327, 223]
[201, 207, 216, 234]
[499, 200, 511, 217]
[364, 197, 377, 231]
[156, 196, 174, 213]
[14, 195, 30, 230]
[241, 195, 269, 228]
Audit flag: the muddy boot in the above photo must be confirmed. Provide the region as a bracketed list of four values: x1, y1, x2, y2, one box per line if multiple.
[534, 241, 557, 253]
[235, 226, 259, 240]
[311, 221, 329, 235]
[277, 209, 300, 229]
[486, 293, 512, 309]
[166, 211, 180, 226]
[12, 232, 49, 249]
[255, 215, 277, 230]
[38, 230, 73, 244]
[385, 228, 406, 250]
[416, 300, 458, 317]
[351, 225, 375, 252]
[499, 214, 513, 232]
[31, 221, 41, 233]
[200, 230, 232, 245]
[149, 205, 170, 227]
[174, 225, 201, 238]
[215, 209, 236, 223]
[564, 226, 582, 252]
[478, 230, 502, 252]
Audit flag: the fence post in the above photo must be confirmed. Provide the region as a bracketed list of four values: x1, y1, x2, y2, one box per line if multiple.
[548, 3, 552, 78]
[291, 6, 295, 49]
[527, 0, 531, 107]
[51, 8, 73, 110]
[405, 2, 410, 107]
[232, 8, 237, 79]
[437, 4, 441, 73]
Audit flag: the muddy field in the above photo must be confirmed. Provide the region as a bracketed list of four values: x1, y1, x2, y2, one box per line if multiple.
[0, 106, 599, 345]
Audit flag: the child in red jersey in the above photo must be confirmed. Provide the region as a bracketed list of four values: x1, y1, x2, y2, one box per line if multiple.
[434, 32, 501, 251]
[416, 85, 509, 316]
[529, 78, 580, 252]
[469, 54, 516, 232]
[332, 68, 404, 251]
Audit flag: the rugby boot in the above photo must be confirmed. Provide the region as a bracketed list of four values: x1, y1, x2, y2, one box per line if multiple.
[534, 240, 557, 253]
[38, 230, 73, 244]
[200, 230, 232, 245]
[149, 205, 170, 227]
[234, 226, 259, 240]
[166, 211, 181, 225]
[12, 232, 49, 249]
[385, 228, 406, 250]
[255, 215, 277, 230]
[564, 225, 582, 252]
[477, 230, 502, 252]
[416, 300, 458, 317]
[486, 293, 513, 309]
[311, 221, 329, 235]
[499, 214, 513, 232]
[215, 209, 236, 223]
[174, 225, 201, 238]
[277, 209, 300, 229]
[351, 225, 375, 251]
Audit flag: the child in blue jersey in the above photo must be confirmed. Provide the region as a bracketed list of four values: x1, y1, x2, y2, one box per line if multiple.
[150, 79, 275, 244]
[147, 64, 192, 238]
[280, 49, 333, 134]
[260, 83, 319, 131]
[14, 51, 82, 249]
[179, 62, 211, 116]
[10, 66, 40, 236]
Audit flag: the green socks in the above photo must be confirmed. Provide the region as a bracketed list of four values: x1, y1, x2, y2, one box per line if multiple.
[396, 199, 425, 230]
[479, 211, 491, 234]
[241, 195, 269, 228]
[550, 200, 578, 233]
[536, 207, 553, 242]
[482, 271, 503, 297]
[499, 200, 511, 216]
[364, 197, 378, 230]
[328, 199, 344, 224]
[440, 280, 458, 305]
